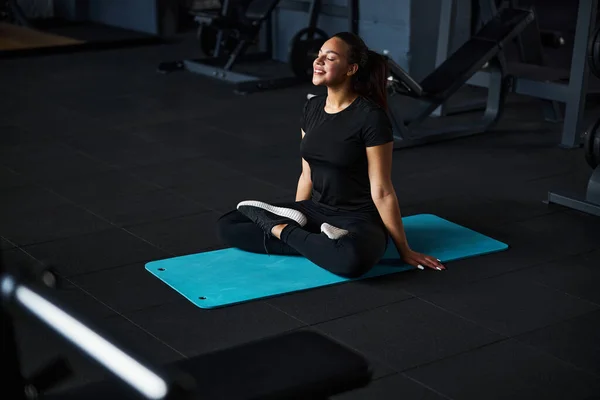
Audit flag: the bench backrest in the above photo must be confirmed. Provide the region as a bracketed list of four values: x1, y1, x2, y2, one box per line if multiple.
[420, 8, 534, 97]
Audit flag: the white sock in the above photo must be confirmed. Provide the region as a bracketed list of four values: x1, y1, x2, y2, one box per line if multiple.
[321, 223, 349, 240]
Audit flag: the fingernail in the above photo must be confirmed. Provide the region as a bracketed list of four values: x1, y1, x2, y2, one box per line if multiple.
[418, 265, 425, 270]
[436, 267, 442, 271]
[437, 259, 441, 262]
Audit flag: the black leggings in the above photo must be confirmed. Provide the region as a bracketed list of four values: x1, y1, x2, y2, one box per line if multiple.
[216, 200, 389, 278]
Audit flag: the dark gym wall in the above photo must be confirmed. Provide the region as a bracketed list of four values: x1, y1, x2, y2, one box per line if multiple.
[87, 1, 158, 34]
[410, 0, 472, 80]
[54, 0, 160, 35]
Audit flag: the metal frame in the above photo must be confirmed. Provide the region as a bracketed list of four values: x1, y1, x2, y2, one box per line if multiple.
[547, 166, 600, 217]
[431, 0, 458, 117]
[390, 58, 508, 149]
[432, 0, 504, 118]
[161, 0, 359, 94]
[466, 0, 599, 148]
[387, 5, 535, 149]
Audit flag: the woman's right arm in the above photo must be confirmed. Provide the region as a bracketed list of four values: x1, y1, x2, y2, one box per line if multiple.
[296, 129, 312, 201]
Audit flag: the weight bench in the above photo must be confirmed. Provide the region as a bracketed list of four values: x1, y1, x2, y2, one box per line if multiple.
[386, 7, 535, 148]
[46, 331, 371, 400]
[1, 260, 371, 400]
[158, 0, 301, 94]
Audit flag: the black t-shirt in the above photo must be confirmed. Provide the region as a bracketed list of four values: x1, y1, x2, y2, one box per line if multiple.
[300, 95, 394, 213]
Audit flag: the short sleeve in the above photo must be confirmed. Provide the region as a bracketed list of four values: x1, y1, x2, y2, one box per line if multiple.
[361, 108, 394, 147]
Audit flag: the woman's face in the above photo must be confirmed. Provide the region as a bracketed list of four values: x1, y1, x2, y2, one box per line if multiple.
[312, 37, 358, 87]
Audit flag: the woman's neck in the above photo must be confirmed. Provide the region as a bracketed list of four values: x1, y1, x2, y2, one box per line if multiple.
[325, 86, 358, 113]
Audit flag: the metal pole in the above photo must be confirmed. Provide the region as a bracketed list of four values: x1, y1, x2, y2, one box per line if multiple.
[561, 0, 598, 148]
[349, 0, 359, 34]
[432, 0, 456, 117]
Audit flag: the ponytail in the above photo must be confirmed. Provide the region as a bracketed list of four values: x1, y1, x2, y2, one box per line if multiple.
[332, 32, 389, 110]
[357, 50, 389, 110]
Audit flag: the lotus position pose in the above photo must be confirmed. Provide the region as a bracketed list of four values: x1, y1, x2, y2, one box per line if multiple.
[217, 32, 445, 278]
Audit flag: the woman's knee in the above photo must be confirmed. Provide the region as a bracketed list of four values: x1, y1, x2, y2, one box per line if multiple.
[216, 209, 243, 244]
[332, 236, 387, 278]
[329, 247, 373, 278]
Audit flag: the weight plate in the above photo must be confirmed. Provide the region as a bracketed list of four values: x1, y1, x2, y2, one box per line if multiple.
[583, 118, 600, 169]
[289, 27, 329, 80]
[587, 25, 600, 79]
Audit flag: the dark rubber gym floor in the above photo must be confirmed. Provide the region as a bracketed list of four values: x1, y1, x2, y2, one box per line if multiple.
[2, 36, 600, 399]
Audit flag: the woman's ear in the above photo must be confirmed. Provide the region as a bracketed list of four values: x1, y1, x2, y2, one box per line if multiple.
[347, 63, 359, 76]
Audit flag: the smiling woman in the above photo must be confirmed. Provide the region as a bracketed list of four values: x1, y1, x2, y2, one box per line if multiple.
[216, 32, 445, 277]
[312, 32, 389, 110]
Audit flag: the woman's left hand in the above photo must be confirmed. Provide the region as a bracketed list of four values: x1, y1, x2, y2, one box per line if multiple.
[401, 248, 445, 271]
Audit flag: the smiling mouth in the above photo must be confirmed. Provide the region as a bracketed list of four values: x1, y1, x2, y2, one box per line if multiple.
[313, 69, 325, 75]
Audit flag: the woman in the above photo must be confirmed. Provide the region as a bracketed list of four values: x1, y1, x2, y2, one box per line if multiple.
[217, 32, 445, 278]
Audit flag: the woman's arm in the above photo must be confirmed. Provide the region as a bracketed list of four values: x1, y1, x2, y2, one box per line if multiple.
[296, 129, 313, 201]
[366, 143, 444, 271]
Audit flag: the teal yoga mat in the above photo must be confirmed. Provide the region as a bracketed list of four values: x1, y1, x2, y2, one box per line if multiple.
[145, 214, 508, 309]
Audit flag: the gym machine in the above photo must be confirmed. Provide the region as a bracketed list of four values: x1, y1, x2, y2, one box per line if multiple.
[546, 4, 600, 216]
[0, 251, 372, 399]
[445, 0, 568, 122]
[384, 4, 535, 148]
[547, 118, 600, 216]
[158, 0, 358, 94]
[466, 0, 599, 148]
[158, 0, 291, 93]
[283, 0, 359, 81]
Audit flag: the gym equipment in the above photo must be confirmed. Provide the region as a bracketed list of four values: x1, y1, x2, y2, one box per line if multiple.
[467, 0, 599, 148]
[46, 331, 371, 400]
[584, 118, 600, 168]
[193, 0, 253, 57]
[1, 251, 371, 400]
[145, 214, 508, 309]
[433, 0, 566, 122]
[588, 24, 600, 78]
[286, 0, 329, 80]
[158, 0, 358, 94]
[289, 26, 328, 80]
[158, 0, 298, 94]
[285, 0, 358, 80]
[385, 6, 534, 148]
[547, 118, 600, 217]
[505, 0, 566, 123]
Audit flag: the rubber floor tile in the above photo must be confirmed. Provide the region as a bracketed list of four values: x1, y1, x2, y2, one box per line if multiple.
[405, 339, 600, 400]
